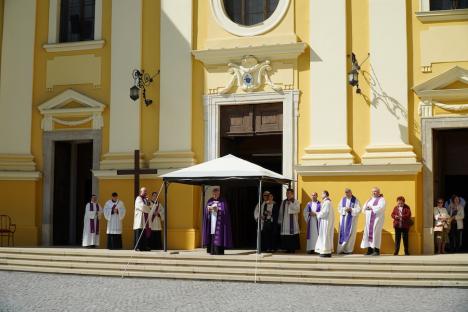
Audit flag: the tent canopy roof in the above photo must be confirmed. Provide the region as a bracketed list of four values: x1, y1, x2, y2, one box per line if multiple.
[161, 154, 291, 185]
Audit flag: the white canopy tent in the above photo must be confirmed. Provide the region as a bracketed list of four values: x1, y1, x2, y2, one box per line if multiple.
[160, 154, 292, 254]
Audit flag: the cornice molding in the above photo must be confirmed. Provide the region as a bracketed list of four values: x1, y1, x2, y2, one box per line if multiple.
[192, 42, 307, 65]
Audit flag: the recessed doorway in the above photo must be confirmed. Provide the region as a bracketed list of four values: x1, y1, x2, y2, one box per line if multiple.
[220, 103, 283, 248]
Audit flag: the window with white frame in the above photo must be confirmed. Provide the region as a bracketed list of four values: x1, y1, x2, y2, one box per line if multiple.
[59, 0, 95, 42]
[47, 0, 102, 45]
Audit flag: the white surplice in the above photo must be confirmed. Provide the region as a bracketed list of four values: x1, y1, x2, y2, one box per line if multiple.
[103, 199, 126, 234]
[149, 201, 165, 231]
[133, 196, 151, 230]
[303, 201, 320, 251]
[278, 199, 301, 235]
[314, 198, 334, 254]
[82, 202, 101, 247]
[360, 196, 386, 249]
[336, 197, 361, 254]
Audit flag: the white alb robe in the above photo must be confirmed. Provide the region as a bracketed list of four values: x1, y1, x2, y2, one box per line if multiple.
[303, 201, 320, 251]
[336, 197, 361, 254]
[103, 200, 126, 234]
[314, 199, 334, 254]
[360, 196, 386, 249]
[133, 196, 151, 230]
[278, 199, 301, 235]
[149, 201, 165, 231]
[82, 202, 101, 246]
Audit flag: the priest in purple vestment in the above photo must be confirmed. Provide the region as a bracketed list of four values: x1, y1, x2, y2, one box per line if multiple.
[202, 187, 233, 255]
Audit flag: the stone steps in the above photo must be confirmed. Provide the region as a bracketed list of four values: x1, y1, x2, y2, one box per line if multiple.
[1, 248, 467, 287]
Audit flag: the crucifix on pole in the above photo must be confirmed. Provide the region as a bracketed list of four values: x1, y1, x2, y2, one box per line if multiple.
[116, 150, 158, 198]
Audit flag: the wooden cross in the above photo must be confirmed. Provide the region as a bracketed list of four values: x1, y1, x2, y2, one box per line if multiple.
[116, 150, 158, 199]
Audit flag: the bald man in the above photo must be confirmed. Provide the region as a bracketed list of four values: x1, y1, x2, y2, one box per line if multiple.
[360, 187, 386, 256]
[133, 187, 152, 251]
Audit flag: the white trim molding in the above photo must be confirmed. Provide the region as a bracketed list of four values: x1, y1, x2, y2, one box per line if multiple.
[210, 0, 290, 37]
[38, 89, 106, 131]
[193, 42, 306, 66]
[203, 90, 299, 181]
[414, 66, 468, 117]
[0, 171, 41, 181]
[43, 40, 105, 53]
[47, 0, 103, 44]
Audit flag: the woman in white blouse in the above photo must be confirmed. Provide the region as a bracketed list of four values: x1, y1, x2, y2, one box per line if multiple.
[434, 198, 450, 254]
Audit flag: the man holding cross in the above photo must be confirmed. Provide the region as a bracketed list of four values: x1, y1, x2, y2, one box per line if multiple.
[133, 187, 152, 251]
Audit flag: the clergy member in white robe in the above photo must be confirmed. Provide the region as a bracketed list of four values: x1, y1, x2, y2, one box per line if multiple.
[336, 188, 361, 255]
[133, 187, 152, 251]
[360, 187, 386, 256]
[278, 188, 300, 253]
[303, 192, 320, 254]
[315, 191, 334, 257]
[82, 194, 102, 248]
[103, 192, 126, 250]
[149, 191, 165, 250]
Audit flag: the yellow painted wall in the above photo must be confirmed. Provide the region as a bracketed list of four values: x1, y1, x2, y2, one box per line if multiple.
[0, 181, 39, 246]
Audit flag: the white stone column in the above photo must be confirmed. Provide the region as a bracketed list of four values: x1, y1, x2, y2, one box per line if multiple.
[362, 0, 416, 164]
[101, 0, 142, 169]
[150, 0, 196, 169]
[0, 0, 37, 171]
[301, 0, 354, 165]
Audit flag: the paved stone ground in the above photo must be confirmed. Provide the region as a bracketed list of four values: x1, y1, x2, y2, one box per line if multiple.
[0, 271, 467, 312]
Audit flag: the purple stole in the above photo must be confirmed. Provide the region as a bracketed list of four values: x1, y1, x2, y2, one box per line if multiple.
[89, 202, 100, 235]
[339, 196, 356, 244]
[306, 201, 321, 240]
[141, 197, 152, 238]
[111, 201, 118, 215]
[367, 196, 382, 242]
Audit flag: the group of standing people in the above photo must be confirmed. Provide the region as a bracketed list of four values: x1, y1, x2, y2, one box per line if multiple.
[201, 186, 413, 257]
[433, 195, 465, 254]
[81, 187, 165, 251]
[257, 187, 413, 257]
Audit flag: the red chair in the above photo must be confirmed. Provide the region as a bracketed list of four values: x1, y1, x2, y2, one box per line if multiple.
[0, 215, 16, 247]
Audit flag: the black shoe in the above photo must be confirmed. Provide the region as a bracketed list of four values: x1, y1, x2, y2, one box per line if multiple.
[319, 253, 332, 258]
[393, 251, 398, 256]
[365, 247, 374, 255]
[307, 250, 314, 254]
[371, 248, 380, 256]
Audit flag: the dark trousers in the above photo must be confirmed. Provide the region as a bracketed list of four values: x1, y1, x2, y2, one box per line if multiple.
[449, 226, 463, 252]
[260, 222, 274, 252]
[107, 234, 122, 250]
[150, 230, 162, 250]
[395, 228, 409, 255]
[134, 229, 150, 251]
[206, 234, 224, 255]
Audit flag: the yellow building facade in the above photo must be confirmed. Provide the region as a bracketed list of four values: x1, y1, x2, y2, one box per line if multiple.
[0, 0, 467, 255]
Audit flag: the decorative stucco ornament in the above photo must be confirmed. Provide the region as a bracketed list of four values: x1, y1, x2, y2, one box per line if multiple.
[218, 55, 282, 94]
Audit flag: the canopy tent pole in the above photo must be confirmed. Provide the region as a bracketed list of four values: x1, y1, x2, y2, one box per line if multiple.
[164, 181, 168, 252]
[201, 184, 205, 248]
[256, 179, 263, 254]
